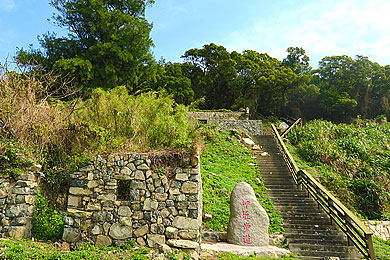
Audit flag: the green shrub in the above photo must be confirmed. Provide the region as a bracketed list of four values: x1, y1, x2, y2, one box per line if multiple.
[32, 192, 65, 240]
[75, 87, 197, 151]
[287, 119, 390, 219]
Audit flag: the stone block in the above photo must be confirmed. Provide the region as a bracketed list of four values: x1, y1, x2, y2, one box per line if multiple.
[109, 223, 132, 239]
[143, 198, 158, 211]
[134, 224, 149, 237]
[6, 204, 26, 218]
[178, 229, 199, 240]
[87, 180, 99, 188]
[172, 216, 199, 230]
[97, 193, 116, 201]
[165, 226, 178, 239]
[118, 206, 132, 217]
[181, 182, 198, 194]
[167, 239, 199, 249]
[147, 234, 165, 248]
[63, 227, 80, 242]
[69, 187, 92, 196]
[67, 208, 93, 218]
[67, 195, 81, 208]
[95, 235, 112, 246]
[7, 226, 31, 239]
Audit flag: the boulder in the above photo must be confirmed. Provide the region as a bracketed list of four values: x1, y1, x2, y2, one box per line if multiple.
[227, 182, 269, 246]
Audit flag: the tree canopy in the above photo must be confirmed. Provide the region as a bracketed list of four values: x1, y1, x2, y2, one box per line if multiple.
[17, 0, 155, 93]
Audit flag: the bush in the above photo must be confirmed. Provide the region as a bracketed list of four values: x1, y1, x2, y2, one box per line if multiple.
[31, 192, 65, 240]
[287, 119, 390, 219]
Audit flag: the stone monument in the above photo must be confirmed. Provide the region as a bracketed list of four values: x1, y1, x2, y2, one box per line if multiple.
[227, 182, 269, 246]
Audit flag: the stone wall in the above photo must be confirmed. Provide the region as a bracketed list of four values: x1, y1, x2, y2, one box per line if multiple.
[211, 120, 263, 136]
[189, 111, 249, 122]
[63, 152, 202, 255]
[363, 221, 390, 240]
[0, 167, 41, 239]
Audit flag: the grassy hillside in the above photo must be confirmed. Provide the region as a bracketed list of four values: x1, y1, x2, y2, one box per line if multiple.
[201, 129, 283, 234]
[286, 119, 390, 219]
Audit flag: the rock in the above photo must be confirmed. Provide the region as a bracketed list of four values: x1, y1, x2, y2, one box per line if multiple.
[62, 227, 80, 242]
[134, 224, 149, 237]
[242, 138, 255, 146]
[167, 239, 199, 249]
[161, 243, 172, 254]
[203, 213, 213, 221]
[279, 122, 289, 132]
[137, 237, 146, 247]
[28, 164, 42, 172]
[7, 226, 30, 239]
[95, 235, 112, 246]
[143, 198, 158, 211]
[97, 193, 116, 201]
[67, 195, 81, 208]
[135, 171, 145, 180]
[5, 204, 26, 218]
[118, 206, 132, 217]
[147, 234, 166, 248]
[178, 229, 199, 240]
[181, 182, 198, 194]
[252, 145, 261, 150]
[172, 216, 199, 230]
[69, 187, 93, 196]
[260, 152, 268, 157]
[91, 224, 102, 235]
[227, 182, 269, 246]
[109, 223, 132, 239]
[79, 165, 94, 172]
[165, 226, 178, 239]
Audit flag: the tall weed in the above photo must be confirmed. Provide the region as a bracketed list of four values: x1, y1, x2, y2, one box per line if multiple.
[288, 119, 390, 219]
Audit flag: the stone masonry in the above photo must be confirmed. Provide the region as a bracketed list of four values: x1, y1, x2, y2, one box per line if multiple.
[62, 152, 202, 254]
[0, 167, 41, 239]
[364, 221, 390, 240]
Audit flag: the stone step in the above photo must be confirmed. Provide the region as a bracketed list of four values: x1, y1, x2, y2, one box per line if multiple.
[284, 232, 346, 240]
[289, 243, 356, 252]
[286, 236, 348, 246]
[289, 245, 361, 258]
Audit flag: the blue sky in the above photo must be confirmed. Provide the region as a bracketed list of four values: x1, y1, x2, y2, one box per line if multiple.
[1, 0, 390, 68]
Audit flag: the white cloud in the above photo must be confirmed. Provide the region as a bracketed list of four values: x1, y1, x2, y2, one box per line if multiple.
[0, 0, 15, 12]
[222, 0, 390, 66]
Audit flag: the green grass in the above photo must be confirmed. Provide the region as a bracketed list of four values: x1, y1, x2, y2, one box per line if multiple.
[218, 253, 298, 260]
[373, 236, 390, 260]
[201, 130, 283, 234]
[287, 119, 390, 219]
[0, 238, 192, 260]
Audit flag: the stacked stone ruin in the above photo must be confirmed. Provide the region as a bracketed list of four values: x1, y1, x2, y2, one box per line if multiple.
[0, 167, 41, 239]
[62, 152, 202, 256]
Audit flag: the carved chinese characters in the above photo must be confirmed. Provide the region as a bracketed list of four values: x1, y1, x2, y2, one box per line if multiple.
[227, 182, 269, 246]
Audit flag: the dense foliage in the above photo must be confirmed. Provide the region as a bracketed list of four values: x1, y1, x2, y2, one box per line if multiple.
[201, 130, 283, 234]
[287, 119, 390, 219]
[12, 0, 390, 122]
[0, 68, 197, 213]
[16, 0, 155, 93]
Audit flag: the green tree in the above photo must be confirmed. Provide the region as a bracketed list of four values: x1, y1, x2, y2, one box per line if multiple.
[17, 0, 155, 94]
[182, 43, 240, 109]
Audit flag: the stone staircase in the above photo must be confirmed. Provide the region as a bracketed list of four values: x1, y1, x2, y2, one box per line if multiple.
[253, 135, 362, 260]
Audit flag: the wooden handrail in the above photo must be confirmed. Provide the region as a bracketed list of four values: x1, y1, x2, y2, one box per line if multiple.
[281, 118, 302, 138]
[270, 123, 376, 260]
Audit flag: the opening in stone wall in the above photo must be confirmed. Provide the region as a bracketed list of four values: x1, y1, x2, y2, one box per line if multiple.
[117, 180, 138, 201]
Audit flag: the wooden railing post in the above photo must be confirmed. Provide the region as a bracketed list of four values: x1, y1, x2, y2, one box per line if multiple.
[366, 234, 376, 260]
